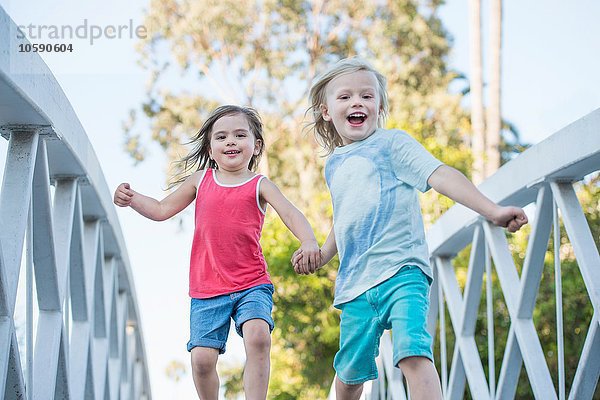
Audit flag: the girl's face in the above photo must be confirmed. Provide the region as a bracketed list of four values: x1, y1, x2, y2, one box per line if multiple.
[208, 113, 261, 172]
[321, 70, 381, 146]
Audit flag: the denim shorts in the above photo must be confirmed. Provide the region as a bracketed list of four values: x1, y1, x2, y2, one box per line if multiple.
[187, 284, 275, 353]
[334, 266, 433, 385]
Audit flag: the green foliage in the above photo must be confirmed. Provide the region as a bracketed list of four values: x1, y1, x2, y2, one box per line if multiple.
[261, 215, 339, 398]
[128, 0, 469, 220]
[125, 0, 560, 397]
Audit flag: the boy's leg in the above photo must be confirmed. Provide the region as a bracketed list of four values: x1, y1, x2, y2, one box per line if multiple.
[334, 291, 384, 398]
[241, 319, 271, 400]
[382, 266, 442, 400]
[190, 347, 220, 400]
[398, 356, 442, 400]
[335, 376, 364, 400]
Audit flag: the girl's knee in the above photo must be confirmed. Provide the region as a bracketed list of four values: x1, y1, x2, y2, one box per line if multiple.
[191, 357, 216, 377]
[243, 321, 271, 353]
[245, 331, 271, 353]
[191, 348, 218, 377]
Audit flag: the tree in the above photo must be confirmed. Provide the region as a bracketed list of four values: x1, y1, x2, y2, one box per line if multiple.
[165, 359, 187, 398]
[486, 0, 502, 173]
[468, 0, 486, 184]
[468, 0, 504, 183]
[126, 1, 472, 396]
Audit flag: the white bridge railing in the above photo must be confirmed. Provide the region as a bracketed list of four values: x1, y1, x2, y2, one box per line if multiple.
[0, 6, 151, 399]
[333, 110, 600, 399]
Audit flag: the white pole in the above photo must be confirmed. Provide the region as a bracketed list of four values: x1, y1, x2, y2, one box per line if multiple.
[486, 243, 495, 399]
[553, 199, 565, 400]
[26, 198, 33, 400]
[437, 264, 448, 398]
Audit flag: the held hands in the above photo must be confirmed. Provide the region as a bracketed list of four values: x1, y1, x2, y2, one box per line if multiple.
[490, 206, 528, 233]
[291, 240, 322, 275]
[114, 183, 134, 207]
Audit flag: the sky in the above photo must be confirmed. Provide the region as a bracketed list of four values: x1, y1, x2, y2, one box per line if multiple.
[1, 1, 599, 399]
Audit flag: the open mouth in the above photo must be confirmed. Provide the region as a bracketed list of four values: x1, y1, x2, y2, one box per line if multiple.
[224, 150, 240, 155]
[347, 112, 367, 126]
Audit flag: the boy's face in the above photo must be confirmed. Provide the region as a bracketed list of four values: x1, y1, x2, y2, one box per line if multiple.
[321, 70, 381, 146]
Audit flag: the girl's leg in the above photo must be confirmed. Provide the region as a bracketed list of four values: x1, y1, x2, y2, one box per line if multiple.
[398, 356, 442, 400]
[190, 347, 220, 400]
[335, 376, 364, 400]
[241, 319, 271, 400]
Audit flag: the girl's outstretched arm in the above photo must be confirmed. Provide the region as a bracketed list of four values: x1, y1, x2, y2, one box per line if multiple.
[427, 165, 528, 232]
[259, 178, 320, 272]
[113, 171, 201, 221]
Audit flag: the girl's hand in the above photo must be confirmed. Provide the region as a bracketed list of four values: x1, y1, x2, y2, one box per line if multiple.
[292, 244, 322, 275]
[490, 206, 528, 233]
[114, 183, 134, 207]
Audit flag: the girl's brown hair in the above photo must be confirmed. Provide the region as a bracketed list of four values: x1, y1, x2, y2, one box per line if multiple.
[169, 105, 264, 188]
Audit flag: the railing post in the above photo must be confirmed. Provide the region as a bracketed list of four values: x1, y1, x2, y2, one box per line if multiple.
[0, 8, 154, 393]
[553, 196, 565, 400]
[26, 197, 33, 400]
[0, 125, 45, 399]
[436, 262, 448, 398]
[485, 243, 495, 399]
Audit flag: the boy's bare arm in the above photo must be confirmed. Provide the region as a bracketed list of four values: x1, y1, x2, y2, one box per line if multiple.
[427, 165, 528, 232]
[319, 227, 337, 265]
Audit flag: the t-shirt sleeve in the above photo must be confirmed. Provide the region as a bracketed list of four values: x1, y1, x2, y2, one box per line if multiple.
[389, 130, 444, 192]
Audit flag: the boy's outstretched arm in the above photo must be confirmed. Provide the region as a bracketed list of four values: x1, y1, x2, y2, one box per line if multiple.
[113, 171, 199, 221]
[292, 226, 337, 275]
[259, 178, 321, 271]
[427, 165, 528, 232]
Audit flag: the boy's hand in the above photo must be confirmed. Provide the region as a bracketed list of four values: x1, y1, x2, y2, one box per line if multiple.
[292, 243, 322, 275]
[114, 183, 134, 207]
[490, 206, 528, 233]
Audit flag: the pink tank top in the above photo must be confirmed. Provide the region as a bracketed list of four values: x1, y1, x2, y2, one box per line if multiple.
[189, 169, 271, 298]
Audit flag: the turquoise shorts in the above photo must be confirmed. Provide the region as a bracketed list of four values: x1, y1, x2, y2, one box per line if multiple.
[334, 265, 433, 385]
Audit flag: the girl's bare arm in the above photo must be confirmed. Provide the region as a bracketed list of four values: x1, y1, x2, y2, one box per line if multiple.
[259, 178, 320, 271]
[114, 171, 201, 221]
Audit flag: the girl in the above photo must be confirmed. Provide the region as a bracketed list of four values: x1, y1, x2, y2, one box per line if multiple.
[293, 57, 528, 400]
[114, 105, 320, 400]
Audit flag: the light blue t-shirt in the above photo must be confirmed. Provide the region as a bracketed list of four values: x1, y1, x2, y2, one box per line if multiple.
[325, 128, 444, 307]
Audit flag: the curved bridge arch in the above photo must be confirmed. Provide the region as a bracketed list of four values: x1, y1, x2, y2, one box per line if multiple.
[0, 6, 151, 399]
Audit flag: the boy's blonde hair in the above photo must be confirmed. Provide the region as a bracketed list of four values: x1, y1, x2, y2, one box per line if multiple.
[308, 57, 389, 154]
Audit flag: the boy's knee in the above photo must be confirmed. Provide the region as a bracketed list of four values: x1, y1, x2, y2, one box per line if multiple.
[397, 356, 431, 374]
[336, 376, 364, 396]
